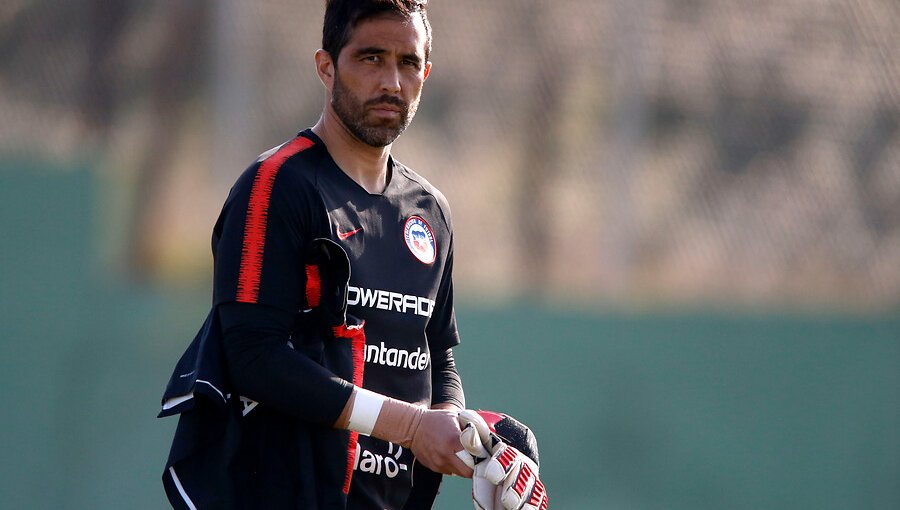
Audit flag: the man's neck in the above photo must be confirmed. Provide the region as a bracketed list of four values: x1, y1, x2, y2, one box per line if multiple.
[312, 111, 391, 194]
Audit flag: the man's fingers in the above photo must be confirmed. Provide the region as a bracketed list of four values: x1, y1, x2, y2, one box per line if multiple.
[447, 450, 474, 478]
[411, 408, 475, 476]
[415, 445, 473, 477]
[457, 449, 476, 470]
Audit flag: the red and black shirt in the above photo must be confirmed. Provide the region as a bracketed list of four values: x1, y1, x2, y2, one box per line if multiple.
[211, 129, 461, 508]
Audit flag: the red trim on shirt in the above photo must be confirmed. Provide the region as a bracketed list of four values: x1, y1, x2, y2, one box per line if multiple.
[343, 430, 360, 495]
[334, 322, 367, 494]
[305, 264, 322, 308]
[236, 136, 315, 303]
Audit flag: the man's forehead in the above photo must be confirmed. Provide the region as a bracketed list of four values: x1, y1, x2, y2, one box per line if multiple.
[344, 13, 428, 57]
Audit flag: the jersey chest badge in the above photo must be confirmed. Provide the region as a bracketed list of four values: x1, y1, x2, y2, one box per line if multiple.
[404, 216, 436, 264]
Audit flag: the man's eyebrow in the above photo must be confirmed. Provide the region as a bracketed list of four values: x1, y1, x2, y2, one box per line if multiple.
[401, 52, 423, 63]
[352, 46, 387, 57]
[352, 46, 423, 62]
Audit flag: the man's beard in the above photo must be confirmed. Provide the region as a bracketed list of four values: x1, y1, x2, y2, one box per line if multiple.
[331, 70, 418, 148]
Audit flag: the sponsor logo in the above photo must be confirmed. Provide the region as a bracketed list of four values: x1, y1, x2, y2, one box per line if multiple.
[354, 442, 409, 479]
[240, 396, 258, 416]
[336, 226, 363, 240]
[365, 341, 430, 371]
[347, 286, 434, 317]
[404, 216, 436, 264]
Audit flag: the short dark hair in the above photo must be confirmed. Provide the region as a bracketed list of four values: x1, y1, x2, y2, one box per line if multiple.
[322, 0, 432, 64]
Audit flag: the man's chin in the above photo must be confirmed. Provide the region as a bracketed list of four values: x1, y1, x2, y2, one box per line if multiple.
[356, 125, 405, 148]
[365, 114, 403, 130]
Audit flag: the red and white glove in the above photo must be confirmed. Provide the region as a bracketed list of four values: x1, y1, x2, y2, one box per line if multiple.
[457, 410, 548, 510]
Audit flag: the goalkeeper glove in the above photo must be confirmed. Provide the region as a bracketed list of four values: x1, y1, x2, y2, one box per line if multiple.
[458, 410, 548, 510]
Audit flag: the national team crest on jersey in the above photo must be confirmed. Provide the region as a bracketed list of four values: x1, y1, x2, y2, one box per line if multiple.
[404, 216, 436, 264]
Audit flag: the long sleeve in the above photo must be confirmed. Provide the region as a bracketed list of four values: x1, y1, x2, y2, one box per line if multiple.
[218, 301, 353, 426]
[430, 347, 464, 409]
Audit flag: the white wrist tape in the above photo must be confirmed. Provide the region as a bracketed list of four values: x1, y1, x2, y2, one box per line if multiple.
[347, 387, 386, 436]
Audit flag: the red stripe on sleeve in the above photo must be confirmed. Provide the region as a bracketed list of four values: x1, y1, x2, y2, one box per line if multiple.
[343, 430, 359, 495]
[235, 136, 315, 303]
[305, 264, 322, 308]
[334, 322, 367, 494]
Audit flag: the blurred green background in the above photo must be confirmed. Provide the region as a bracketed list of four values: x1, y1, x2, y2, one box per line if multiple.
[2, 1, 899, 509]
[1, 167, 898, 508]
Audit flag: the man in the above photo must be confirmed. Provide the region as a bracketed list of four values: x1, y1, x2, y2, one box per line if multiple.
[163, 1, 471, 509]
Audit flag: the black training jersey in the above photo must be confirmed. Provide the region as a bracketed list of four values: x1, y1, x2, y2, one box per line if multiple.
[211, 129, 460, 509]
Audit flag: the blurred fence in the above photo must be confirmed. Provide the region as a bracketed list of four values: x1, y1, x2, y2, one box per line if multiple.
[1, 0, 898, 308]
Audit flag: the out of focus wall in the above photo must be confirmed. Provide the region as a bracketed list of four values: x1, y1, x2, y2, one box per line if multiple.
[1, 170, 898, 508]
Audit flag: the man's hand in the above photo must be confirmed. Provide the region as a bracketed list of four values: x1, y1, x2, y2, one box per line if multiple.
[458, 410, 549, 510]
[410, 408, 474, 477]
[344, 390, 474, 478]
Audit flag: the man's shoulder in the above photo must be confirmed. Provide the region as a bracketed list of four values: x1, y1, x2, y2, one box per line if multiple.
[259, 134, 322, 175]
[236, 135, 323, 189]
[393, 161, 454, 232]
[223, 135, 327, 216]
[394, 161, 451, 207]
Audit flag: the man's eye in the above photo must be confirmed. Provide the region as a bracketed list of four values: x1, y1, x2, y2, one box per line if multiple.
[363, 55, 381, 63]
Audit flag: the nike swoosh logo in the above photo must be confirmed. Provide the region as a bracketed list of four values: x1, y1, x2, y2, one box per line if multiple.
[337, 227, 363, 240]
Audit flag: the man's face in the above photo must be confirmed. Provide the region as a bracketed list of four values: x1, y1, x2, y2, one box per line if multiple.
[330, 13, 431, 148]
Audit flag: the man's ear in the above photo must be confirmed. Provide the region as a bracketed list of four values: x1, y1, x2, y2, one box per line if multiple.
[315, 49, 335, 89]
[423, 61, 432, 81]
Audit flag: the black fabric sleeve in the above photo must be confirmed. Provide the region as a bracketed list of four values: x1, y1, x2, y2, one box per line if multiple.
[425, 236, 461, 351]
[212, 153, 328, 313]
[430, 347, 464, 409]
[218, 301, 353, 425]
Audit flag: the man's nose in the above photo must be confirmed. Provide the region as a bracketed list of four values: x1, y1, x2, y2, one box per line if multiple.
[379, 63, 401, 93]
